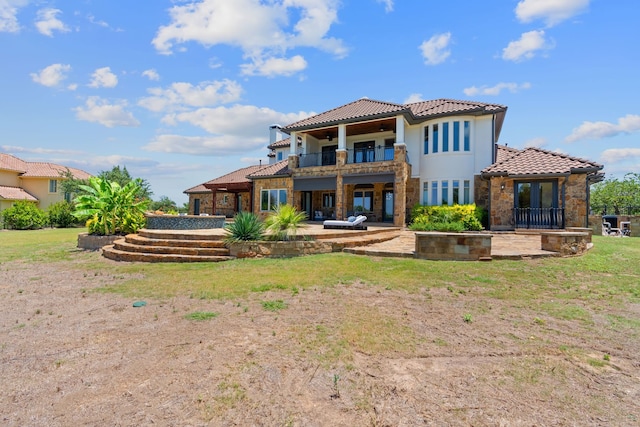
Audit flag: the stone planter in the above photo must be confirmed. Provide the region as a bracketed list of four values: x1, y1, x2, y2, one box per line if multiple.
[228, 240, 333, 258]
[540, 231, 590, 256]
[77, 232, 120, 251]
[415, 231, 493, 261]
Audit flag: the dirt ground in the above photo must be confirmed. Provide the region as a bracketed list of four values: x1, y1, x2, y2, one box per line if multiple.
[1, 257, 639, 426]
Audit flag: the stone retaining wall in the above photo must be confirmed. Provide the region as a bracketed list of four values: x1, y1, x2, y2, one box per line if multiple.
[77, 233, 120, 251]
[414, 232, 492, 261]
[228, 240, 333, 258]
[540, 231, 589, 256]
[145, 214, 225, 230]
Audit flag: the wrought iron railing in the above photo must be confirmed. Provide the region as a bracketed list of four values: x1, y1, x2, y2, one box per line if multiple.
[513, 207, 565, 229]
[298, 152, 337, 167]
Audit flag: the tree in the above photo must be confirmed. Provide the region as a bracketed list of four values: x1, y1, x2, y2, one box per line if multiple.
[98, 166, 153, 201]
[590, 173, 640, 215]
[73, 177, 150, 235]
[150, 196, 178, 213]
[59, 168, 89, 199]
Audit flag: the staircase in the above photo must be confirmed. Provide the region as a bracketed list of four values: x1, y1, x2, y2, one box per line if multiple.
[102, 229, 233, 263]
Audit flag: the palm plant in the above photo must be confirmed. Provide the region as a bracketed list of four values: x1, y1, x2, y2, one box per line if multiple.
[264, 204, 307, 241]
[224, 211, 265, 243]
[73, 177, 149, 235]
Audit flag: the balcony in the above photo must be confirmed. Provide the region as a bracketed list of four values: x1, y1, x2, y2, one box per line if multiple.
[347, 145, 394, 164]
[299, 151, 336, 168]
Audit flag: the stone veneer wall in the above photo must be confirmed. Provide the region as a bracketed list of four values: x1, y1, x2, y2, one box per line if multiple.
[415, 232, 492, 261]
[212, 191, 251, 217]
[540, 231, 589, 256]
[188, 192, 213, 215]
[252, 175, 294, 221]
[146, 214, 226, 229]
[474, 175, 489, 212]
[563, 174, 589, 228]
[228, 240, 333, 258]
[489, 178, 514, 230]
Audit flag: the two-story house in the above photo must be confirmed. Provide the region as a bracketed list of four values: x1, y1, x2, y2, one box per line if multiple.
[0, 153, 92, 215]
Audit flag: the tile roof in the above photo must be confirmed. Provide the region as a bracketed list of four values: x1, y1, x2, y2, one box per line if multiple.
[0, 153, 27, 172]
[183, 183, 209, 194]
[0, 153, 91, 179]
[482, 147, 603, 177]
[267, 137, 291, 150]
[406, 98, 506, 118]
[495, 144, 520, 163]
[283, 98, 408, 131]
[282, 97, 507, 132]
[0, 185, 38, 202]
[184, 163, 283, 193]
[246, 160, 290, 178]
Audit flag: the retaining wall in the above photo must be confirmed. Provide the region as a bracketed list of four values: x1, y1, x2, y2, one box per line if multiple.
[414, 232, 492, 261]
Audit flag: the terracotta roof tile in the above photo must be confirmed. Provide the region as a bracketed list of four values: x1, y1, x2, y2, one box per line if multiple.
[183, 183, 209, 194]
[283, 98, 407, 131]
[406, 98, 506, 118]
[247, 160, 290, 178]
[0, 153, 27, 172]
[267, 137, 291, 150]
[495, 144, 520, 163]
[482, 147, 603, 176]
[21, 162, 92, 179]
[0, 185, 38, 202]
[184, 164, 281, 193]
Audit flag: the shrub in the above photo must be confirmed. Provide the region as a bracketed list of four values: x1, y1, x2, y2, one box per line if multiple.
[409, 203, 484, 232]
[224, 211, 265, 243]
[264, 204, 307, 241]
[1, 201, 48, 230]
[47, 201, 77, 228]
[73, 177, 149, 235]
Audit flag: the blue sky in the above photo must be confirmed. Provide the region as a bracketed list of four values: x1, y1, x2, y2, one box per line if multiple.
[1, 0, 639, 204]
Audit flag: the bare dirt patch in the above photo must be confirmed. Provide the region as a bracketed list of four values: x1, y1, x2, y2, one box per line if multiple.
[1, 259, 639, 426]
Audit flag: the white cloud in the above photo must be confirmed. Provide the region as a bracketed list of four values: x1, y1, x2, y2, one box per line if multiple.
[516, 0, 589, 27]
[35, 8, 70, 37]
[0, 0, 28, 33]
[600, 148, 640, 164]
[377, 0, 393, 13]
[89, 67, 118, 88]
[523, 137, 547, 148]
[565, 114, 640, 142]
[74, 96, 140, 128]
[30, 63, 71, 87]
[240, 55, 307, 77]
[1, 145, 83, 156]
[419, 32, 451, 65]
[152, 0, 346, 76]
[404, 93, 424, 104]
[142, 69, 160, 81]
[143, 134, 266, 156]
[502, 30, 552, 62]
[138, 79, 243, 112]
[463, 82, 531, 96]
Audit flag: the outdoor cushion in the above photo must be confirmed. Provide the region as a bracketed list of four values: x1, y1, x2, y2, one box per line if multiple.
[347, 216, 356, 222]
[323, 215, 367, 229]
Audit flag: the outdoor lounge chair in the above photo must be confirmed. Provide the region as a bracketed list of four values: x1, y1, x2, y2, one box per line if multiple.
[323, 215, 367, 230]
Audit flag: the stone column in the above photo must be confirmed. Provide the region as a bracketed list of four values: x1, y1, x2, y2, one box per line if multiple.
[393, 144, 408, 226]
[335, 150, 347, 219]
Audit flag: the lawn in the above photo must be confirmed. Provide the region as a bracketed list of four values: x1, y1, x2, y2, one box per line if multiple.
[1, 228, 639, 425]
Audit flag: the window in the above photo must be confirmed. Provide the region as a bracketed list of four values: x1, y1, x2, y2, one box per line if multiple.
[322, 192, 335, 208]
[64, 192, 71, 202]
[277, 151, 283, 161]
[442, 122, 449, 152]
[463, 180, 470, 204]
[463, 121, 470, 151]
[441, 181, 449, 205]
[260, 189, 287, 211]
[453, 180, 459, 204]
[453, 122, 460, 151]
[353, 190, 373, 211]
[432, 124, 439, 153]
[49, 179, 57, 193]
[354, 141, 375, 163]
[321, 145, 337, 165]
[431, 181, 438, 206]
[422, 182, 429, 205]
[423, 126, 429, 154]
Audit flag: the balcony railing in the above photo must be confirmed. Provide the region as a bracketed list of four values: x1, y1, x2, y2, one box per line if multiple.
[513, 207, 565, 229]
[347, 145, 394, 164]
[299, 152, 336, 168]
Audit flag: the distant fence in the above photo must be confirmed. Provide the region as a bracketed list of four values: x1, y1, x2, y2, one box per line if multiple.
[593, 206, 640, 215]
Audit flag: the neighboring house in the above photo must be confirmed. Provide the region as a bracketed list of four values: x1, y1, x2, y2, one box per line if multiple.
[482, 145, 603, 230]
[186, 97, 601, 230]
[0, 153, 92, 215]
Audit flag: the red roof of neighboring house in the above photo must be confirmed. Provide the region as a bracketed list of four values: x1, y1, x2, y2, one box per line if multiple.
[184, 163, 288, 194]
[246, 160, 290, 178]
[0, 153, 27, 173]
[0, 153, 91, 179]
[0, 185, 38, 202]
[482, 147, 603, 177]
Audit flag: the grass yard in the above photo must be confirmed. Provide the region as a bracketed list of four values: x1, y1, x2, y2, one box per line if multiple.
[1, 228, 639, 425]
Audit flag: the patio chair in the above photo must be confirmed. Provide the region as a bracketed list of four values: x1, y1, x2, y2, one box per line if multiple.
[323, 215, 368, 230]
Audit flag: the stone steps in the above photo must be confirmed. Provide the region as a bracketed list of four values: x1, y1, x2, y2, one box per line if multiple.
[101, 229, 233, 263]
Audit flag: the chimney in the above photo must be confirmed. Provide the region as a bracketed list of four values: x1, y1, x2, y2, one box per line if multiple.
[269, 124, 283, 145]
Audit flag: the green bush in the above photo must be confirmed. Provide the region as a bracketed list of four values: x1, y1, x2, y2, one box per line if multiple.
[224, 211, 265, 243]
[409, 204, 484, 232]
[264, 204, 307, 241]
[47, 201, 77, 228]
[1, 201, 48, 230]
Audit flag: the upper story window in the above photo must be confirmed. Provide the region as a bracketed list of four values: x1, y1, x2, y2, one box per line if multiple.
[423, 127, 429, 155]
[49, 179, 57, 193]
[277, 151, 283, 161]
[424, 120, 472, 155]
[442, 123, 449, 152]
